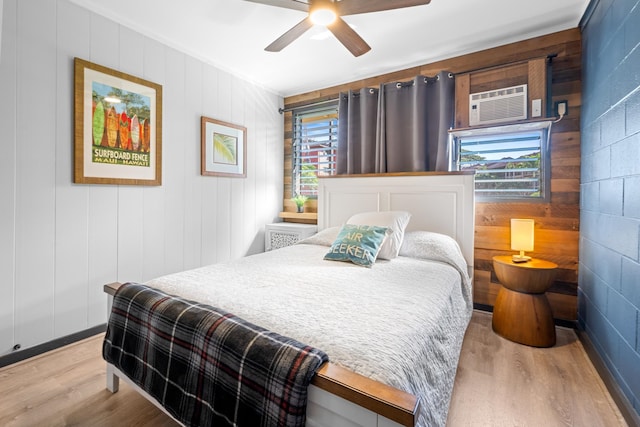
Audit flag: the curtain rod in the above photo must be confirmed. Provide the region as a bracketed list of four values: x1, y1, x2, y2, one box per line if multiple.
[281, 72, 454, 113]
[278, 73, 454, 114]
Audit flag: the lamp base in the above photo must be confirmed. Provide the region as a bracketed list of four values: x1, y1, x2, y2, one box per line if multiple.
[512, 254, 531, 263]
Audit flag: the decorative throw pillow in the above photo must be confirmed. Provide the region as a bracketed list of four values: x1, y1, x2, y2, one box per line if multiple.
[324, 224, 390, 267]
[347, 211, 411, 260]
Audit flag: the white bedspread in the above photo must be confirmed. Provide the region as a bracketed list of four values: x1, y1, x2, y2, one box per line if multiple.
[145, 231, 472, 427]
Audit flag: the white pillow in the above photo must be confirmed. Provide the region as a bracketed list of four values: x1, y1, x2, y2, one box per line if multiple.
[346, 211, 411, 259]
[297, 226, 341, 247]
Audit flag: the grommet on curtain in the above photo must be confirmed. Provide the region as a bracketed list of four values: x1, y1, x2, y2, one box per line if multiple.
[396, 81, 415, 89]
[448, 72, 454, 78]
[369, 88, 375, 94]
[436, 75, 440, 80]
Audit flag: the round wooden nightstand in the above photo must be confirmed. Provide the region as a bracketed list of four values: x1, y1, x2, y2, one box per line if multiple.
[492, 255, 558, 347]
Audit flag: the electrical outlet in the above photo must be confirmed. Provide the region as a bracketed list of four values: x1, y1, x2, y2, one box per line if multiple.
[532, 99, 542, 117]
[554, 100, 568, 117]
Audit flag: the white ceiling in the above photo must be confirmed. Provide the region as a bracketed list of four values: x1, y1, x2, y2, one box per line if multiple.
[70, 0, 589, 97]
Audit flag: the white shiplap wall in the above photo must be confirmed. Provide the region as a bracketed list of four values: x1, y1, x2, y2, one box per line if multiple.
[0, 0, 284, 356]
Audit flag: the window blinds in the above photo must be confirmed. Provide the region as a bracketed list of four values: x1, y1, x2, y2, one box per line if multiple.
[292, 103, 339, 197]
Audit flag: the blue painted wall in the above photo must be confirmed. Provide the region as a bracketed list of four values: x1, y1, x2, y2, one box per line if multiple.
[580, 0, 640, 415]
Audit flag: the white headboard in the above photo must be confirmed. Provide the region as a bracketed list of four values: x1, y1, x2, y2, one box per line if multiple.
[318, 173, 475, 272]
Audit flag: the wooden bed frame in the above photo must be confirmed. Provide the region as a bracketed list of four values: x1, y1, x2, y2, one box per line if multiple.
[103, 172, 475, 427]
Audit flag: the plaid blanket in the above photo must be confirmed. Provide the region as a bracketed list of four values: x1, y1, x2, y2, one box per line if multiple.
[103, 282, 328, 427]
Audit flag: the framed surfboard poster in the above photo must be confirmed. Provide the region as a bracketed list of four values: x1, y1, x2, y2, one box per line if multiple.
[74, 58, 162, 185]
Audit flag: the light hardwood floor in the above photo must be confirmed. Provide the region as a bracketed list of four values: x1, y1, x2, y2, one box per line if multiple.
[0, 311, 628, 427]
[447, 311, 627, 427]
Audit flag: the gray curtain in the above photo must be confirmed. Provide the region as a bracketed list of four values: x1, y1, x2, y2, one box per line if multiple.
[337, 87, 379, 174]
[337, 71, 455, 174]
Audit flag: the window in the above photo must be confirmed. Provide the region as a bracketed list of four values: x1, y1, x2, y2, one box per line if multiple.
[452, 122, 551, 201]
[292, 102, 339, 197]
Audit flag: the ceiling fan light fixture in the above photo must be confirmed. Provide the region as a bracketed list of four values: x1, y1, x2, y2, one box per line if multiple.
[309, 1, 337, 26]
[254, 0, 430, 56]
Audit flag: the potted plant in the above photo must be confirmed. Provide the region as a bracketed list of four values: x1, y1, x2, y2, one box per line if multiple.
[291, 194, 308, 213]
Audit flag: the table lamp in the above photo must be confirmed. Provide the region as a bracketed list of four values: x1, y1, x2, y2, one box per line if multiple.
[511, 218, 534, 263]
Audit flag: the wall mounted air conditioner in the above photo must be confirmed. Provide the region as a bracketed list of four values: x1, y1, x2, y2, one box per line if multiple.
[469, 84, 528, 126]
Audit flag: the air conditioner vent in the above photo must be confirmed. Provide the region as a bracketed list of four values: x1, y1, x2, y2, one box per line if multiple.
[469, 84, 527, 126]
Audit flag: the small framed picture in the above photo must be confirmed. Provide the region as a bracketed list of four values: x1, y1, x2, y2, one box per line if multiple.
[201, 116, 247, 178]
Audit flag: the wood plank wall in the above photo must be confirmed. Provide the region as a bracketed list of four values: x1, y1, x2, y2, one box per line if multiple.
[283, 29, 582, 321]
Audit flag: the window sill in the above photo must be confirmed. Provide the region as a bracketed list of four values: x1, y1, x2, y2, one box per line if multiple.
[279, 211, 318, 224]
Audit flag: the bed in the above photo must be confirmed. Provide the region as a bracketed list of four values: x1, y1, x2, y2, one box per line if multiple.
[103, 172, 475, 427]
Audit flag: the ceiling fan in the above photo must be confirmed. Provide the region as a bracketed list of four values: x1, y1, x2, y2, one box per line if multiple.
[244, 0, 431, 57]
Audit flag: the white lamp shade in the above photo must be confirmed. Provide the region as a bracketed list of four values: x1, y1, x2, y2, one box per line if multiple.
[511, 219, 534, 251]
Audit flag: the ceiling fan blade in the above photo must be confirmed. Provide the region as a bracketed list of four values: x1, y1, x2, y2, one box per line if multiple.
[243, 0, 308, 12]
[327, 17, 371, 57]
[265, 17, 314, 52]
[337, 0, 431, 16]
